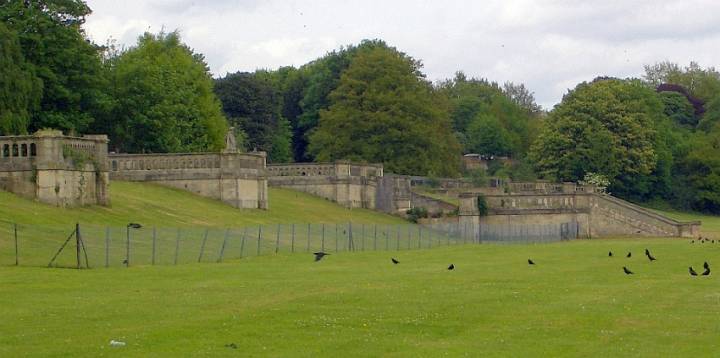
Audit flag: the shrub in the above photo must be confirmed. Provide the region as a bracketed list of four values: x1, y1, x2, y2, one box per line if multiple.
[476, 195, 489, 216]
[406, 207, 429, 223]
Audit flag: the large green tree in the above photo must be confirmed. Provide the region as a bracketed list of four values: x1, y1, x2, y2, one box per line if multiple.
[214, 71, 292, 162]
[529, 78, 662, 193]
[0, 22, 41, 135]
[104, 31, 227, 153]
[436, 73, 537, 158]
[1, 0, 109, 134]
[308, 44, 460, 176]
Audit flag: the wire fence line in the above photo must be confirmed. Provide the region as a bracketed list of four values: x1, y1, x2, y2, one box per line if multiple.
[0, 220, 579, 269]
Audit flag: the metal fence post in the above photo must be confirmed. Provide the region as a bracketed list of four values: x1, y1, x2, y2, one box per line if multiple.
[361, 224, 365, 251]
[13, 223, 18, 266]
[174, 228, 181, 265]
[321, 223, 325, 252]
[335, 224, 338, 252]
[105, 226, 110, 268]
[76, 223, 82, 269]
[152, 227, 157, 265]
[240, 227, 248, 258]
[291, 224, 295, 253]
[198, 228, 209, 263]
[373, 224, 377, 251]
[275, 224, 281, 254]
[306, 223, 311, 252]
[407, 225, 411, 250]
[257, 226, 263, 256]
[218, 228, 230, 262]
[418, 227, 422, 249]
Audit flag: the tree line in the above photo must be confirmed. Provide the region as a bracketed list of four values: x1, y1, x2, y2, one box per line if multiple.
[2, 1, 720, 213]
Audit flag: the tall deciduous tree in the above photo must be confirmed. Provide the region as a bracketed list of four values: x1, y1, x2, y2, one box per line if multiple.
[105, 31, 227, 153]
[0, 0, 109, 134]
[214, 71, 292, 162]
[308, 44, 460, 176]
[0, 22, 41, 135]
[530, 78, 661, 189]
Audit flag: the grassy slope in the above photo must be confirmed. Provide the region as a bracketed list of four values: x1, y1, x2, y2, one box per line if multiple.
[2, 239, 720, 356]
[0, 181, 406, 228]
[651, 208, 720, 236]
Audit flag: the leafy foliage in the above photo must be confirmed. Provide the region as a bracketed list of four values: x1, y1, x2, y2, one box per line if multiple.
[308, 44, 460, 176]
[530, 79, 661, 192]
[406, 207, 429, 223]
[0, 22, 41, 135]
[214, 71, 290, 161]
[437, 72, 538, 158]
[0, 0, 109, 134]
[102, 31, 227, 153]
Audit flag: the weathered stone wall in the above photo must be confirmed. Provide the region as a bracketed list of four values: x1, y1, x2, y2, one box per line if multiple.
[375, 174, 412, 214]
[410, 191, 457, 215]
[267, 161, 381, 209]
[109, 152, 268, 209]
[458, 191, 700, 238]
[0, 130, 110, 207]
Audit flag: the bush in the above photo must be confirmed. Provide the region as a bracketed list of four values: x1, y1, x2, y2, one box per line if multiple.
[467, 168, 488, 187]
[476, 195, 489, 216]
[406, 207, 429, 223]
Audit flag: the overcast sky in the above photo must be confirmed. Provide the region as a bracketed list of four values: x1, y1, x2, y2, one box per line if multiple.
[83, 0, 720, 109]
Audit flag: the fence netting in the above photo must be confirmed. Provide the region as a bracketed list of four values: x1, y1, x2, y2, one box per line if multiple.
[0, 220, 579, 268]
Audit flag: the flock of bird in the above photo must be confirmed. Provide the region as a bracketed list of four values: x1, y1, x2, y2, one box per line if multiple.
[312, 236, 714, 277]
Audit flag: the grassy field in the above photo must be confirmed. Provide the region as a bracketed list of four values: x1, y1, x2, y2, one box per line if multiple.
[0, 181, 406, 228]
[3, 184, 720, 356]
[0, 182, 409, 267]
[2, 238, 720, 356]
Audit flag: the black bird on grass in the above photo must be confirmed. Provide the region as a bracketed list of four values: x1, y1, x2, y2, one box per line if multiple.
[689, 267, 698, 276]
[702, 267, 711, 276]
[608, 251, 613, 257]
[623, 266, 634, 275]
[645, 249, 656, 261]
[528, 259, 535, 265]
[313, 252, 330, 262]
[626, 252, 632, 258]
[225, 343, 238, 349]
[704, 261, 710, 270]
[448, 264, 455, 270]
[391, 258, 399, 264]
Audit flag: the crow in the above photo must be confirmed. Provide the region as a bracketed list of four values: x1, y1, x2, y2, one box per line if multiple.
[647, 253, 656, 261]
[313, 252, 330, 262]
[623, 266, 633, 275]
[608, 251, 613, 257]
[448, 264, 455, 270]
[704, 261, 710, 270]
[391, 258, 399, 264]
[225, 343, 238, 349]
[122, 259, 128, 265]
[528, 259, 535, 265]
[689, 267, 698, 276]
[702, 267, 711, 276]
[626, 252, 632, 258]
[691, 240, 694, 244]
[644, 248, 650, 256]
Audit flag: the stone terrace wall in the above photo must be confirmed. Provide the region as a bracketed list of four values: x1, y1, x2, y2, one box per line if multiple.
[458, 190, 700, 238]
[267, 161, 383, 209]
[0, 130, 109, 207]
[109, 152, 268, 209]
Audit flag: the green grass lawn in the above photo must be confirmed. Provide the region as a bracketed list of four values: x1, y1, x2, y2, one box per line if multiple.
[2, 238, 719, 356]
[0, 182, 409, 267]
[651, 208, 720, 237]
[0, 181, 406, 228]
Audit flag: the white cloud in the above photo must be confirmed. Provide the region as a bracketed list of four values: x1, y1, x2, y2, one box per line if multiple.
[84, 0, 720, 108]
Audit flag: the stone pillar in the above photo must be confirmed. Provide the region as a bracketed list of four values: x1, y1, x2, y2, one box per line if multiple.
[458, 193, 481, 242]
[561, 182, 576, 193]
